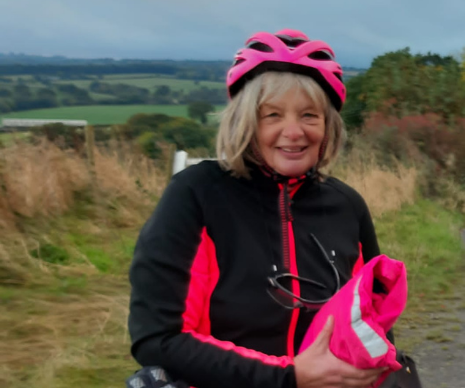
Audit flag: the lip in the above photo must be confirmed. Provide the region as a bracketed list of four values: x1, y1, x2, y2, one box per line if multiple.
[277, 146, 308, 159]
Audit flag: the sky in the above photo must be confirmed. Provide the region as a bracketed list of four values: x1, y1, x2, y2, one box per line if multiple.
[1, 0, 464, 68]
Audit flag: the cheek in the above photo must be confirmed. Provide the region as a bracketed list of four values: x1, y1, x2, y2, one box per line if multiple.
[306, 126, 326, 145]
[256, 125, 275, 149]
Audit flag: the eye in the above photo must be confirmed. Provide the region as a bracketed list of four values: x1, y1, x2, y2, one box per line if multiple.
[303, 112, 318, 118]
[260, 111, 279, 119]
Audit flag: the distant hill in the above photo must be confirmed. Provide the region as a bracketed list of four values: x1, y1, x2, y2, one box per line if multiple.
[0, 53, 366, 78]
[0, 53, 228, 66]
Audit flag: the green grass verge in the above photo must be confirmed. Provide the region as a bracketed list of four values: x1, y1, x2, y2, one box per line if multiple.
[0, 131, 31, 145]
[376, 199, 464, 299]
[0, 104, 225, 125]
[1, 204, 142, 387]
[375, 199, 465, 351]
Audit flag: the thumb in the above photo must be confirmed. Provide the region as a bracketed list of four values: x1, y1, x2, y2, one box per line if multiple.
[314, 315, 334, 348]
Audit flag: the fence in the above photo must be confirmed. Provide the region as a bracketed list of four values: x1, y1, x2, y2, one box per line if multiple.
[172, 150, 216, 175]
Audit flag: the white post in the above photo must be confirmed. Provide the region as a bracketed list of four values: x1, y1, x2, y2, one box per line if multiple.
[172, 150, 188, 175]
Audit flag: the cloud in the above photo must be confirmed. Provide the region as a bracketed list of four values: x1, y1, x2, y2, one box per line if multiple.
[1, 0, 464, 66]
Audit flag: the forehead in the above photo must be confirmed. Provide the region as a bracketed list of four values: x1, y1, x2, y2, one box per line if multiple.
[257, 73, 327, 113]
[260, 87, 321, 110]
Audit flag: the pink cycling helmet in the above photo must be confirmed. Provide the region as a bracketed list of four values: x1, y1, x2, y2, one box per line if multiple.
[227, 29, 346, 111]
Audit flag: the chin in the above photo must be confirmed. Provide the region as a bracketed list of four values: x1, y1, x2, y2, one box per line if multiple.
[275, 167, 311, 177]
[274, 162, 316, 177]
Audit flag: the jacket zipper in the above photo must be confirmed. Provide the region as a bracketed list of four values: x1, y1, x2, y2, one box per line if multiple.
[279, 182, 292, 270]
[278, 182, 301, 357]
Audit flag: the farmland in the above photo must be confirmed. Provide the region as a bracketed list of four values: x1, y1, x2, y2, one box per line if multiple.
[0, 104, 224, 125]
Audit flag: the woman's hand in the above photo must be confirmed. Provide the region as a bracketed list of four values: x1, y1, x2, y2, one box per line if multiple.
[294, 316, 387, 388]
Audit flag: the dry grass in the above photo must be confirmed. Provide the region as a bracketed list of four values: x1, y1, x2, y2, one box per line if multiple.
[0, 137, 161, 387]
[332, 150, 417, 217]
[0, 139, 166, 230]
[0, 140, 89, 221]
[433, 177, 465, 213]
[0, 239, 32, 285]
[94, 141, 166, 202]
[0, 277, 136, 388]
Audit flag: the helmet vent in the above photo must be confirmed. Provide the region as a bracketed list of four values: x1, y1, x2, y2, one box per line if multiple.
[246, 41, 274, 53]
[308, 50, 334, 60]
[232, 58, 246, 67]
[276, 35, 308, 48]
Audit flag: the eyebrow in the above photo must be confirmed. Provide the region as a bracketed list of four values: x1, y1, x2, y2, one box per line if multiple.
[260, 103, 281, 110]
[260, 103, 320, 111]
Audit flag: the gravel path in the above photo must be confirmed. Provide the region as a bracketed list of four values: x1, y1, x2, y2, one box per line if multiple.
[410, 285, 465, 388]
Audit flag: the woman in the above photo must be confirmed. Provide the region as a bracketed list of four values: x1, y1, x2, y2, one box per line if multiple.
[128, 29, 388, 388]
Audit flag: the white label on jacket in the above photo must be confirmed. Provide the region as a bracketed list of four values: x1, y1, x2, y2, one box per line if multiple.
[351, 276, 389, 358]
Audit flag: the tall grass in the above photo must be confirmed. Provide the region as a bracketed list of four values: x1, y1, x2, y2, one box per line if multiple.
[0, 137, 165, 387]
[0, 139, 165, 228]
[332, 149, 417, 217]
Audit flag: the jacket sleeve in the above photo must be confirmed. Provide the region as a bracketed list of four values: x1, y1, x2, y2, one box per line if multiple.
[128, 171, 297, 388]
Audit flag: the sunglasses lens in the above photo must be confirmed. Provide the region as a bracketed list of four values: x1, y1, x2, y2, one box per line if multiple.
[267, 284, 296, 309]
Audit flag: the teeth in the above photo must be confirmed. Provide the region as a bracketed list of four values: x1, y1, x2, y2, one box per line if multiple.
[281, 147, 304, 152]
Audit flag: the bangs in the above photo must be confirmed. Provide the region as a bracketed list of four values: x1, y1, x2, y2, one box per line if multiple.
[258, 72, 329, 114]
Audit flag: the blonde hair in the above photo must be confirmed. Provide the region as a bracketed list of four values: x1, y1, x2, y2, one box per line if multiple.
[216, 72, 346, 178]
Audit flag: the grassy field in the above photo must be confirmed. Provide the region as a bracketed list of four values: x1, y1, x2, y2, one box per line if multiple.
[1, 74, 225, 91]
[0, 104, 224, 125]
[0, 74, 226, 126]
[53, 75, 225, 92]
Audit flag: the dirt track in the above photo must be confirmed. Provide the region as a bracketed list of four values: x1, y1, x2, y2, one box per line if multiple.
[411, 282, 465, 388]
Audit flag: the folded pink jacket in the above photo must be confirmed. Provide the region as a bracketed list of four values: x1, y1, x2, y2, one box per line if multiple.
[298, 255, 408, 387]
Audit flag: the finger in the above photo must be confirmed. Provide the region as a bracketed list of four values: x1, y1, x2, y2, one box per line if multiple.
[343, 373, 380, 388]
[313, 315, 334, 347]
[341, 369, 385, 387]
[337, 362, 387, 377]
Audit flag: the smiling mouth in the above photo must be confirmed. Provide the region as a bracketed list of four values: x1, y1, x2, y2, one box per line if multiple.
[278, 146, 308, 153]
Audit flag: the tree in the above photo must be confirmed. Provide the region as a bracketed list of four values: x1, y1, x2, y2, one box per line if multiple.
[58, 83, 94, 106]
[136, 131, 163, 159]
[459, 47, 465, 82]
[35, 87, 58, 108]
[13, 83, 32, 98]
[153, 85, 173, 104]
[32, 123, 84, 150]
[351, 48, 465, 124]
[160, 117, 215, 150]
[155, 85, 171, 97]
[187, 101, 215, 124]
[0, 88, 12, 97]
[124, 113, 172, 138]
[341, 74, 367, 132]
[0, 100, 13, 113]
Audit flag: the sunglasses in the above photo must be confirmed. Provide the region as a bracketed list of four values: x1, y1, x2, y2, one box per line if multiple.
[267, 233, 341, 311]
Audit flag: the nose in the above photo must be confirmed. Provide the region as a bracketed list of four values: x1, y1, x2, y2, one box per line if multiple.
[282, 116, 304, 140]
